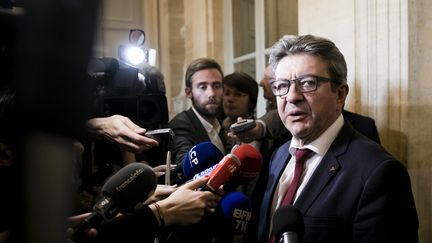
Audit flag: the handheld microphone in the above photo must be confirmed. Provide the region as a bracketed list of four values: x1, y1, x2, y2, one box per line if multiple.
[231, 144, 263, 185]
[70, 163, 157, 241]
[182, 141, 224, 180]
[192, 163, 219, 180]
[272, 206, 304, 243]
[202, 153, 241, 192]
[201, 143, 259, 193]
[192, 144, 262, 183]
[216, 191, 253, 242]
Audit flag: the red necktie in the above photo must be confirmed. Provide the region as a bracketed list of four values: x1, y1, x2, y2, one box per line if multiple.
[281, 148, 312, 206]
[270, 148, 312, 243]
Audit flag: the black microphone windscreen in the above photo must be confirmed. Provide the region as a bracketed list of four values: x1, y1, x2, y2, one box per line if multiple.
[70, 163, 156, 241]
[272, 206, 304, 241]
[102, 162, 157, 214]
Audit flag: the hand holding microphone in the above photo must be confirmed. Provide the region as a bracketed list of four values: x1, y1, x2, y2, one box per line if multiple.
[152, 176, 220, 227]
[69, 162, 157, 242]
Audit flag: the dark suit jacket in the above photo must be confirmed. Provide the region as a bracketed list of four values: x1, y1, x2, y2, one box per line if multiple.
[342, 110, 380, 144]
[258, 122, 418, 243]
[168, 108, 225, 183]
[169, 108, 211, 165]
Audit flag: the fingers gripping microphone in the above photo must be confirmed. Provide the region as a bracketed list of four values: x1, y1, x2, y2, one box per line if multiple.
[182, 141, 224, 180]
[217, 192, 253, 242]
[70, 163, 157, 241]
[272, 206, 305, 243]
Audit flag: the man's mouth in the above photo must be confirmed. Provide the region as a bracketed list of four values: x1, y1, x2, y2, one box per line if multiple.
[287, 109, 308, 120]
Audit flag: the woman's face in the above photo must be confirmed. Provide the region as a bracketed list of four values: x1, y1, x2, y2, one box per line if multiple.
[223, 85, 251, 120]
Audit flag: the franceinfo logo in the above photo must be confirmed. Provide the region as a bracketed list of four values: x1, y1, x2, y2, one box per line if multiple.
[115, 168, 145, 192]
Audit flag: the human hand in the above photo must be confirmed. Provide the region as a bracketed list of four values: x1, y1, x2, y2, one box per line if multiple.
[152, 177, 221, 226]
[227, 117, 265, 143]
[66, 213, 98, 243]
[86, 115, 159, 153]
[152, 164, 167, 178]
[144, 184, 178, 204]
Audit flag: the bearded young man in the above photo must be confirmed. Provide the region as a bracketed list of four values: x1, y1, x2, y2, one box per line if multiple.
[169, 58, 225, 179]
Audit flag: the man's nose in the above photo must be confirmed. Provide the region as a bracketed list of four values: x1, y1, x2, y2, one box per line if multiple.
[283, 82, 303, 102]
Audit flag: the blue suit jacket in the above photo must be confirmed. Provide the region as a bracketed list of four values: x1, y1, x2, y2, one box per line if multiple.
[258, 122, 418, 243]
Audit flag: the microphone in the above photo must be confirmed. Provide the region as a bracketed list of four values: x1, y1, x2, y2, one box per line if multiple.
[70, 163, 157, 241]
[272, 206, 305, 243]
[192, 144, 262, 182]
[202, 153, 241, 192]
[182, 141, 224, 180]
[216, 191, 253, 242]
[192, 163, 219, 180]
[231, 144, 263, 185]
[201, 143, 260, 193]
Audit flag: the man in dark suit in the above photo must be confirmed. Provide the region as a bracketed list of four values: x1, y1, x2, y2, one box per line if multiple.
[169, 57, 225, 182]
[257, 35, 418, 243]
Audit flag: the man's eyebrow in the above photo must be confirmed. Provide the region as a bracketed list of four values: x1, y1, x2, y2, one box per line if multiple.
[195, 81, 209, 86]
[195, 80, 222, 86]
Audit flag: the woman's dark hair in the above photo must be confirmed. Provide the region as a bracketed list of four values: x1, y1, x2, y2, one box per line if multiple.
[223, 72, 258, 114]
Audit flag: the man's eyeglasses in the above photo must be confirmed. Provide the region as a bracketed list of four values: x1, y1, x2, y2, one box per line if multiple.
[270, 75, 332, 96]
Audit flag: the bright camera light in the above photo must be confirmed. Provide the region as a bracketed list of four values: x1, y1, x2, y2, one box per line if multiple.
[124, 46, 145, 66]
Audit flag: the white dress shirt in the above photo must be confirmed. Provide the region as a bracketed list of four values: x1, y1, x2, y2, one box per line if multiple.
[268, 114, 344, 234]
[192, 106, 225, 154]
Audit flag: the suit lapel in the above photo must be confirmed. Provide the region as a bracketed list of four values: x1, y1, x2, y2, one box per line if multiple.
[294, 123, 354, 214]
[294, 152, 340, 213]
[259, 142, 292, 239]
[185, 108, 211, 141]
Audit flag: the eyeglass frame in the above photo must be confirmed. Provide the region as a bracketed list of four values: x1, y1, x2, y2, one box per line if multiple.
[270, 75, 335, 96]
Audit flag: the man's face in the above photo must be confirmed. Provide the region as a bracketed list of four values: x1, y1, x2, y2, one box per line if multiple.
[186, 68, 223, 119]
[275, 54, 348, 144]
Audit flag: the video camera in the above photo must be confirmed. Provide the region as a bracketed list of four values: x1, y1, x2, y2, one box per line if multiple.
[87, 30, 171, 171]
[88, 29, 168, 131]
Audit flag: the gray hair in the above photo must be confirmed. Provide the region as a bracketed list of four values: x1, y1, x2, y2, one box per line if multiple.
[268, 34, 347, 85]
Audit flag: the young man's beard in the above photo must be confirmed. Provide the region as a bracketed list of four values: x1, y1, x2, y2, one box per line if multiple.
[192, 99, 221, 119]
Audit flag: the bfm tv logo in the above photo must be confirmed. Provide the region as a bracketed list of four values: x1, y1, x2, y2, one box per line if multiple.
[233, 208, 252, 231]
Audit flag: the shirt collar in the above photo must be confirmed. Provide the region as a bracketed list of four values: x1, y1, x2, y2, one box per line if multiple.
[289, 114, 344, 156]
[191, 106, 221, 133]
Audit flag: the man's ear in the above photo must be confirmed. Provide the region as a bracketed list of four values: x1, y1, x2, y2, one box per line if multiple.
[185, 87, 192, 99]
[336, 84, 349, 110]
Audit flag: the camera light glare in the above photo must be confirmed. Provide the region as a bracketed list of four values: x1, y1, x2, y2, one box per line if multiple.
[125, 46, 145, 66]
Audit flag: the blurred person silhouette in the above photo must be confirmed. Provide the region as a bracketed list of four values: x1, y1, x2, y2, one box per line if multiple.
[0, 87, 18, 243]
[259, 65, 277, 112]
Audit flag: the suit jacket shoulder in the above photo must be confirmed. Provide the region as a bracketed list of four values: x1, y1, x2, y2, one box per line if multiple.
[168, 108, 210, 165]
[342, 110, 381, 144]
